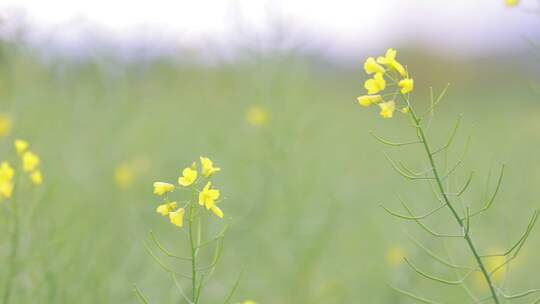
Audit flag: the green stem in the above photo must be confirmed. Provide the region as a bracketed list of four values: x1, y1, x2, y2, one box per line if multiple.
[3, 195, 20, 304]
[188, 203, 198, 304]
[410, 109, 500, 304]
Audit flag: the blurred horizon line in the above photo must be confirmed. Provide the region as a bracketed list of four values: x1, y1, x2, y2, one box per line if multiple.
[0, 1, 539, 66]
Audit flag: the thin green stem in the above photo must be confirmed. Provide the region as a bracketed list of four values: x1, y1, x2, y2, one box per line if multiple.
[3, 194, 20, 304]
[188, 203, 198, 304]
[409, 109, 500, 304]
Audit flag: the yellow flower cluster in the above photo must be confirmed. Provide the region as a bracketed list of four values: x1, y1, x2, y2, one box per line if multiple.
[0, 139, 43, 199]
[15, 139, 43, 185]
[152, 157, 224, 228]
[357, 48, 413, 118]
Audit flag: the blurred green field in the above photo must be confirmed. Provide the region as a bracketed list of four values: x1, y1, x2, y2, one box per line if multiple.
[0, 42, 539, 303]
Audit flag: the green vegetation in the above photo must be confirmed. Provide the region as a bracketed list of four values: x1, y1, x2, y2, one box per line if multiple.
[0, 42, 539, 303]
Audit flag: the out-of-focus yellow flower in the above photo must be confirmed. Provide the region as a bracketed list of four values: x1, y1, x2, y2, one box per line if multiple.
[378, 101, 396, 118]
[246, 106, 270, 127]
[385, 246, 406, 267]
[22, 151, 40, 172]
[475, 254, 506, 290]
[0, 161, 14, 199]
[399, 78, 414, 94]
[153, 182, 175, 196]
[240, 301, 258, 304]
[0, 161, 15, 182]
[178, 167, 197, 187]
[364, 73, 386, 95]
[199, 181, 222, 217]
[377, 48, 406, 77]
[169, 207, 185, 227]
[0, 113, 12, 137]
[114, 163, 134, 189]
[357, 95, 382, 107]
[505, 0, 519, 7]
[15, 139, 29, 155]
[114, 157, 152, 189]
[0, 181, 13, 198]
[364, 57, 385, 75]
[156, 201, 178, 216]
[200, 157, 220, 177]
[30, 170, 43, 186]
[400, 107, 409, 114]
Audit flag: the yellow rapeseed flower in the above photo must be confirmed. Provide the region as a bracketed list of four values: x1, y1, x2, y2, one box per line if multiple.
[169, 207, 185, 227]
[156, 201, 178, 216]
[246, 106, 270, 127]
[22, 151, 40, 172]
[505, 0, 519, 7]
[364, 72, 386, 95]
[153, 182, 175, 196]
[377, 48, 406, 77]
[400, 107, 410, 114]
[357, 95, 382, 107]
[399, 78, 414, 94]
[178, 167, 197, 187]
[199, 181, 220, 208]
[241, 301, 258, 304]
[15, 139, 29, 155]
[378, 101, 396, 118]
[200, 157, 221, 177]
[0, 113, 12, 137]
[30, 170, 43, 186]
[364, 57, 385, 75]
[114, 163, 134, 189]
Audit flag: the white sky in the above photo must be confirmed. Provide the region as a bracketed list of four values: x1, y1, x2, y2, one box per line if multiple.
[0, 0, 539, 59]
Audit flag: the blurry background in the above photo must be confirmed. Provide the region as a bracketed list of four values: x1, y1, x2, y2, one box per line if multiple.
[0, 0, 539, 303]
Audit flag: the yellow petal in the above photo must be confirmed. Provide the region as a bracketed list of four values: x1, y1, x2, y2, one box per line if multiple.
[178, 167, 197, 187]
[156, 202, 177, 216]
[169, 208, 185, 227]
[385, 48, 397, 60]
[378, 101, 396, 119]
[364, 73, 386, 95]
[156, 204, 170, 216]
[390, 60, 407, 77]
[210, 205, 224, 218]
[153, 182, 175, 196]
[364, 57, 385, 75]
[399, 78, 414, 94]
[200, 157, 221, 177]
[357, 95, 382, 107]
